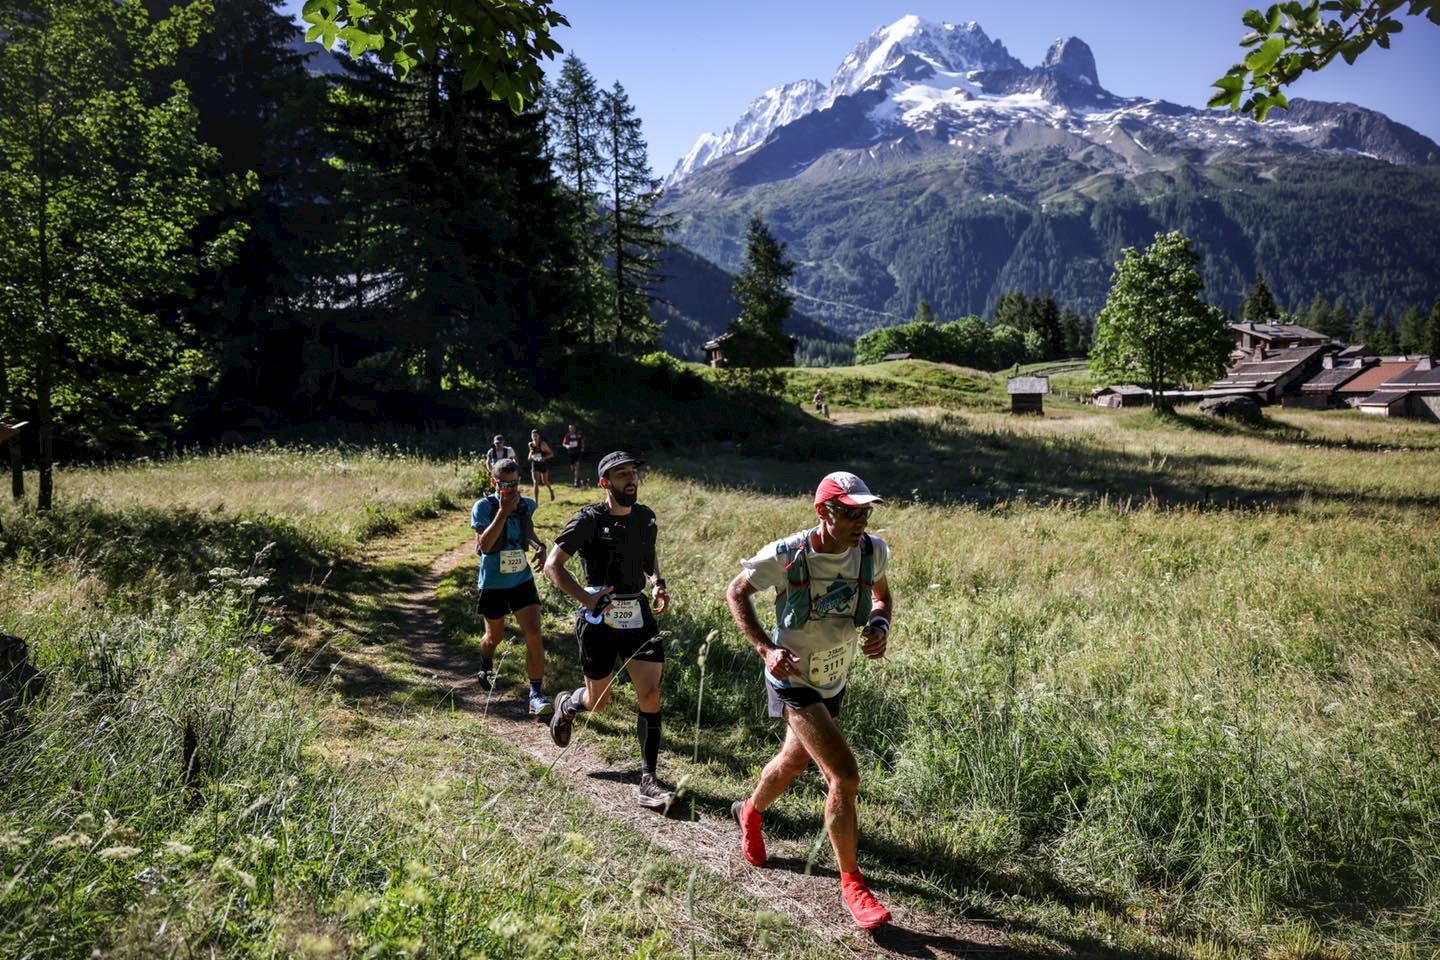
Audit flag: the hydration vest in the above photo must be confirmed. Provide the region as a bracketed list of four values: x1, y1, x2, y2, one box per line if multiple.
[773, 529, 874, 630]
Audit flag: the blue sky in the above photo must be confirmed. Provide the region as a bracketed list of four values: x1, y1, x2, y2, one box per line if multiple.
[283, 2, 1440, 178]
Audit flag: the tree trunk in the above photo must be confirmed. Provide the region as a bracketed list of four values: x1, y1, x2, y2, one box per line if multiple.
[37, 339, 53, 512]
[8, 443, 21, 502]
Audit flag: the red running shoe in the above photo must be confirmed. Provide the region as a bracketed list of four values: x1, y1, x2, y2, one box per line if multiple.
[730, 799, 767, 866]
[840, 872, 891, 929]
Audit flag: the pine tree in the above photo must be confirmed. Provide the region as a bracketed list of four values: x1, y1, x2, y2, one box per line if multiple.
[144, 0, 335, 429]
[914, 299, 937, 324]
[1036, 290, 1064, 360]
[1242, 274, 1279, 323]
[1306, 293, 1336, 340]
[1351, 305, 1378, 352]
[1398, 305, 1428, 355]
[547, 54, 605, 350]
[600, 81, 667, 356]
[1428, 298, 1440, 360]
[1331, 297, 1353, 344]
[1371, 313, 1398, 356]
[724, 215, 796, 385]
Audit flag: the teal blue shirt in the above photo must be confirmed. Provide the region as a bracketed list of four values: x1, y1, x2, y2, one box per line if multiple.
[470, 495, 536, 590]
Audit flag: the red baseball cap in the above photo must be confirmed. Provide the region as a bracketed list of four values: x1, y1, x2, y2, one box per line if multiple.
[813, 471, 885, 509]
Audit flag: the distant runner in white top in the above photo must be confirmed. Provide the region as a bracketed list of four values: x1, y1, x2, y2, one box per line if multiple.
[724, 470, 895, 930]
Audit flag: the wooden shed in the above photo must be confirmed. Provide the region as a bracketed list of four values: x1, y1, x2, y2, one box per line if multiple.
[1006, 376, 1049, 415]
[1091, 385, 1150, 408]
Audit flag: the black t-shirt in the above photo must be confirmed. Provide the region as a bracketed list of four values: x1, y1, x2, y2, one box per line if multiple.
[554, 502, 657, 594]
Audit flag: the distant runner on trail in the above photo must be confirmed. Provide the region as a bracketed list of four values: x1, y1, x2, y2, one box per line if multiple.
[484, 435, 517, 474]
[543, 451, 677, 809]
[724, 470, 895, 929]
[527, 429, 556, 502]
[470, 458, 552, 716]
[561, 424, 586, 486]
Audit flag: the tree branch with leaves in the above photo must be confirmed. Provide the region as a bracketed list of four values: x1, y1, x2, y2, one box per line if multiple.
[302, 0, 568, 112]
[1212, 0, 1440, 120]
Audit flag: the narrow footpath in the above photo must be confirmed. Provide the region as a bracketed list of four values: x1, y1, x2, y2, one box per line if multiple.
[382, 538, 1018, 959]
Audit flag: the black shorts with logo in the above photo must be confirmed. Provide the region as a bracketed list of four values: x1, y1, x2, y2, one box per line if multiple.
[477, 578, 541, 621]
[767, 681, 845, 719]
[574, 605, 663, 679]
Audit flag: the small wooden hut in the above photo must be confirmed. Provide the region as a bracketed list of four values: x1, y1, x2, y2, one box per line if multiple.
[1006, 376, 1049, 415]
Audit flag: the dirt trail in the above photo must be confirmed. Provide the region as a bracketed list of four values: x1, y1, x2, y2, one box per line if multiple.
[390, 541, 1014, 959]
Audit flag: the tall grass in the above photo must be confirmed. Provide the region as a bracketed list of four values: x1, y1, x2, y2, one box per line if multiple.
[539, 409, 1440, 951]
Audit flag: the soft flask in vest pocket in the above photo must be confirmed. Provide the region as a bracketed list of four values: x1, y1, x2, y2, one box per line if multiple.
[773, 529, 874, 630]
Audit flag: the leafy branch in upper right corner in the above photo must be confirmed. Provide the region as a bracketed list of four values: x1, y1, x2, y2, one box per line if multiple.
[1211, 0, 1440, 120]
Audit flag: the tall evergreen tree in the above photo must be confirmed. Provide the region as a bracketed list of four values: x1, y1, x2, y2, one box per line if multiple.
[1428, 298, 1440, 360]
[1398, 305, 1428, 355]
[145, 0, 336, 429]
[724, 215, 796, 378]
[600, 81, 666, 355]
[321, 51, 576, 408]
[547, 54, 604, 349]
[1036, 290, 1065, 360]
[1372, 313, 1398, 356]
[1331, 297, 1353, 344]
[1306, 293, 1336, 340]
[1351, 305, 1378, 352]
[1242, 274, 1279, 323]
[913, 299, 937, 324]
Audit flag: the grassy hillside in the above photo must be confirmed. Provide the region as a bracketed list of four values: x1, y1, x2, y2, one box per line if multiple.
[3, 377, 1438, 957]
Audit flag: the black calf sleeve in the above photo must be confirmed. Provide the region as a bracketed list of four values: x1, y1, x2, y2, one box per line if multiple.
[637, 710, 661, 775]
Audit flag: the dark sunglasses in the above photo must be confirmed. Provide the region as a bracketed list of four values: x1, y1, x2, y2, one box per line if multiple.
[495, 479, 520, 490]
[826, 502, 873, 521]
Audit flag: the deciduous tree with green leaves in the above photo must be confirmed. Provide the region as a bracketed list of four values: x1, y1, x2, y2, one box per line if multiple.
[1212, 1, 1440, 120]
[1090, 231, 1231, 409]
[301, 0, 567, 111]
[0, 0, 245, 510]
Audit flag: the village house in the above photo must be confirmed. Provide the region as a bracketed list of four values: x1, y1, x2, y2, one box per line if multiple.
[1207, 343, 1330, 402]
[1328, 358, 1421, 407]
[701, 331, 797, 368]
[1285, 354, 1373, 409]
[1228, 321, 1331, 363]
[1360, 357, 1440, 421]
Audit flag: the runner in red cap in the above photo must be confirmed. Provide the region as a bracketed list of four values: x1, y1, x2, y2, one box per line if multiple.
[723, 470, 895, 929]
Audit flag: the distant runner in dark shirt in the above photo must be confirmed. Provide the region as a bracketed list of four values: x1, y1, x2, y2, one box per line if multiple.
[543, 450, 677, 809]
[561, 424, 586, 486]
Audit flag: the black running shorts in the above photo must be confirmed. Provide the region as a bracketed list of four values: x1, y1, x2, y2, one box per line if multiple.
[477, 578, 541, 621]
[574, 608, 662, 679]
[767, 681, 845, 719]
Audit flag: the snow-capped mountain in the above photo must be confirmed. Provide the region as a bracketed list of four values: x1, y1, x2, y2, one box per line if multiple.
[657, 14, 1440, 339]
[667, 14, 1438, 185]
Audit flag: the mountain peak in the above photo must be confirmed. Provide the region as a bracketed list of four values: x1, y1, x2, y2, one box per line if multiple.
[829, 15, 1022, 99]
[1040, 37, 1098, 87]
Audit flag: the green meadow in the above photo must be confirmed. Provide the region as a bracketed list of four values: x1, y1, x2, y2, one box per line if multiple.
[3, 373, 1438, 958]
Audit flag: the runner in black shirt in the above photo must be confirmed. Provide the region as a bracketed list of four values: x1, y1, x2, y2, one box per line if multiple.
[543, 450, 677, 809]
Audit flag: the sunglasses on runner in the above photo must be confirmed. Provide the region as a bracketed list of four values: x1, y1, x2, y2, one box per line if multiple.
[825, 502, 873, 521]
[495, 479, 520, 490]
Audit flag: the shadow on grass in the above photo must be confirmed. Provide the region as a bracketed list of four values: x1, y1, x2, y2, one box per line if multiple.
[652, 411, 1440, 513]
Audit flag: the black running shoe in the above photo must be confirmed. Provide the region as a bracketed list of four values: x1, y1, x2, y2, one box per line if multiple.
[636, 773, 677, 810]
[476, 669, 496, 692]
[549, 690, 573, 747]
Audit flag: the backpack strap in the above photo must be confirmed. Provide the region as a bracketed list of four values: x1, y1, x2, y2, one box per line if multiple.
[774, 529, 815, 631]
[852, 533, 875, 627]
